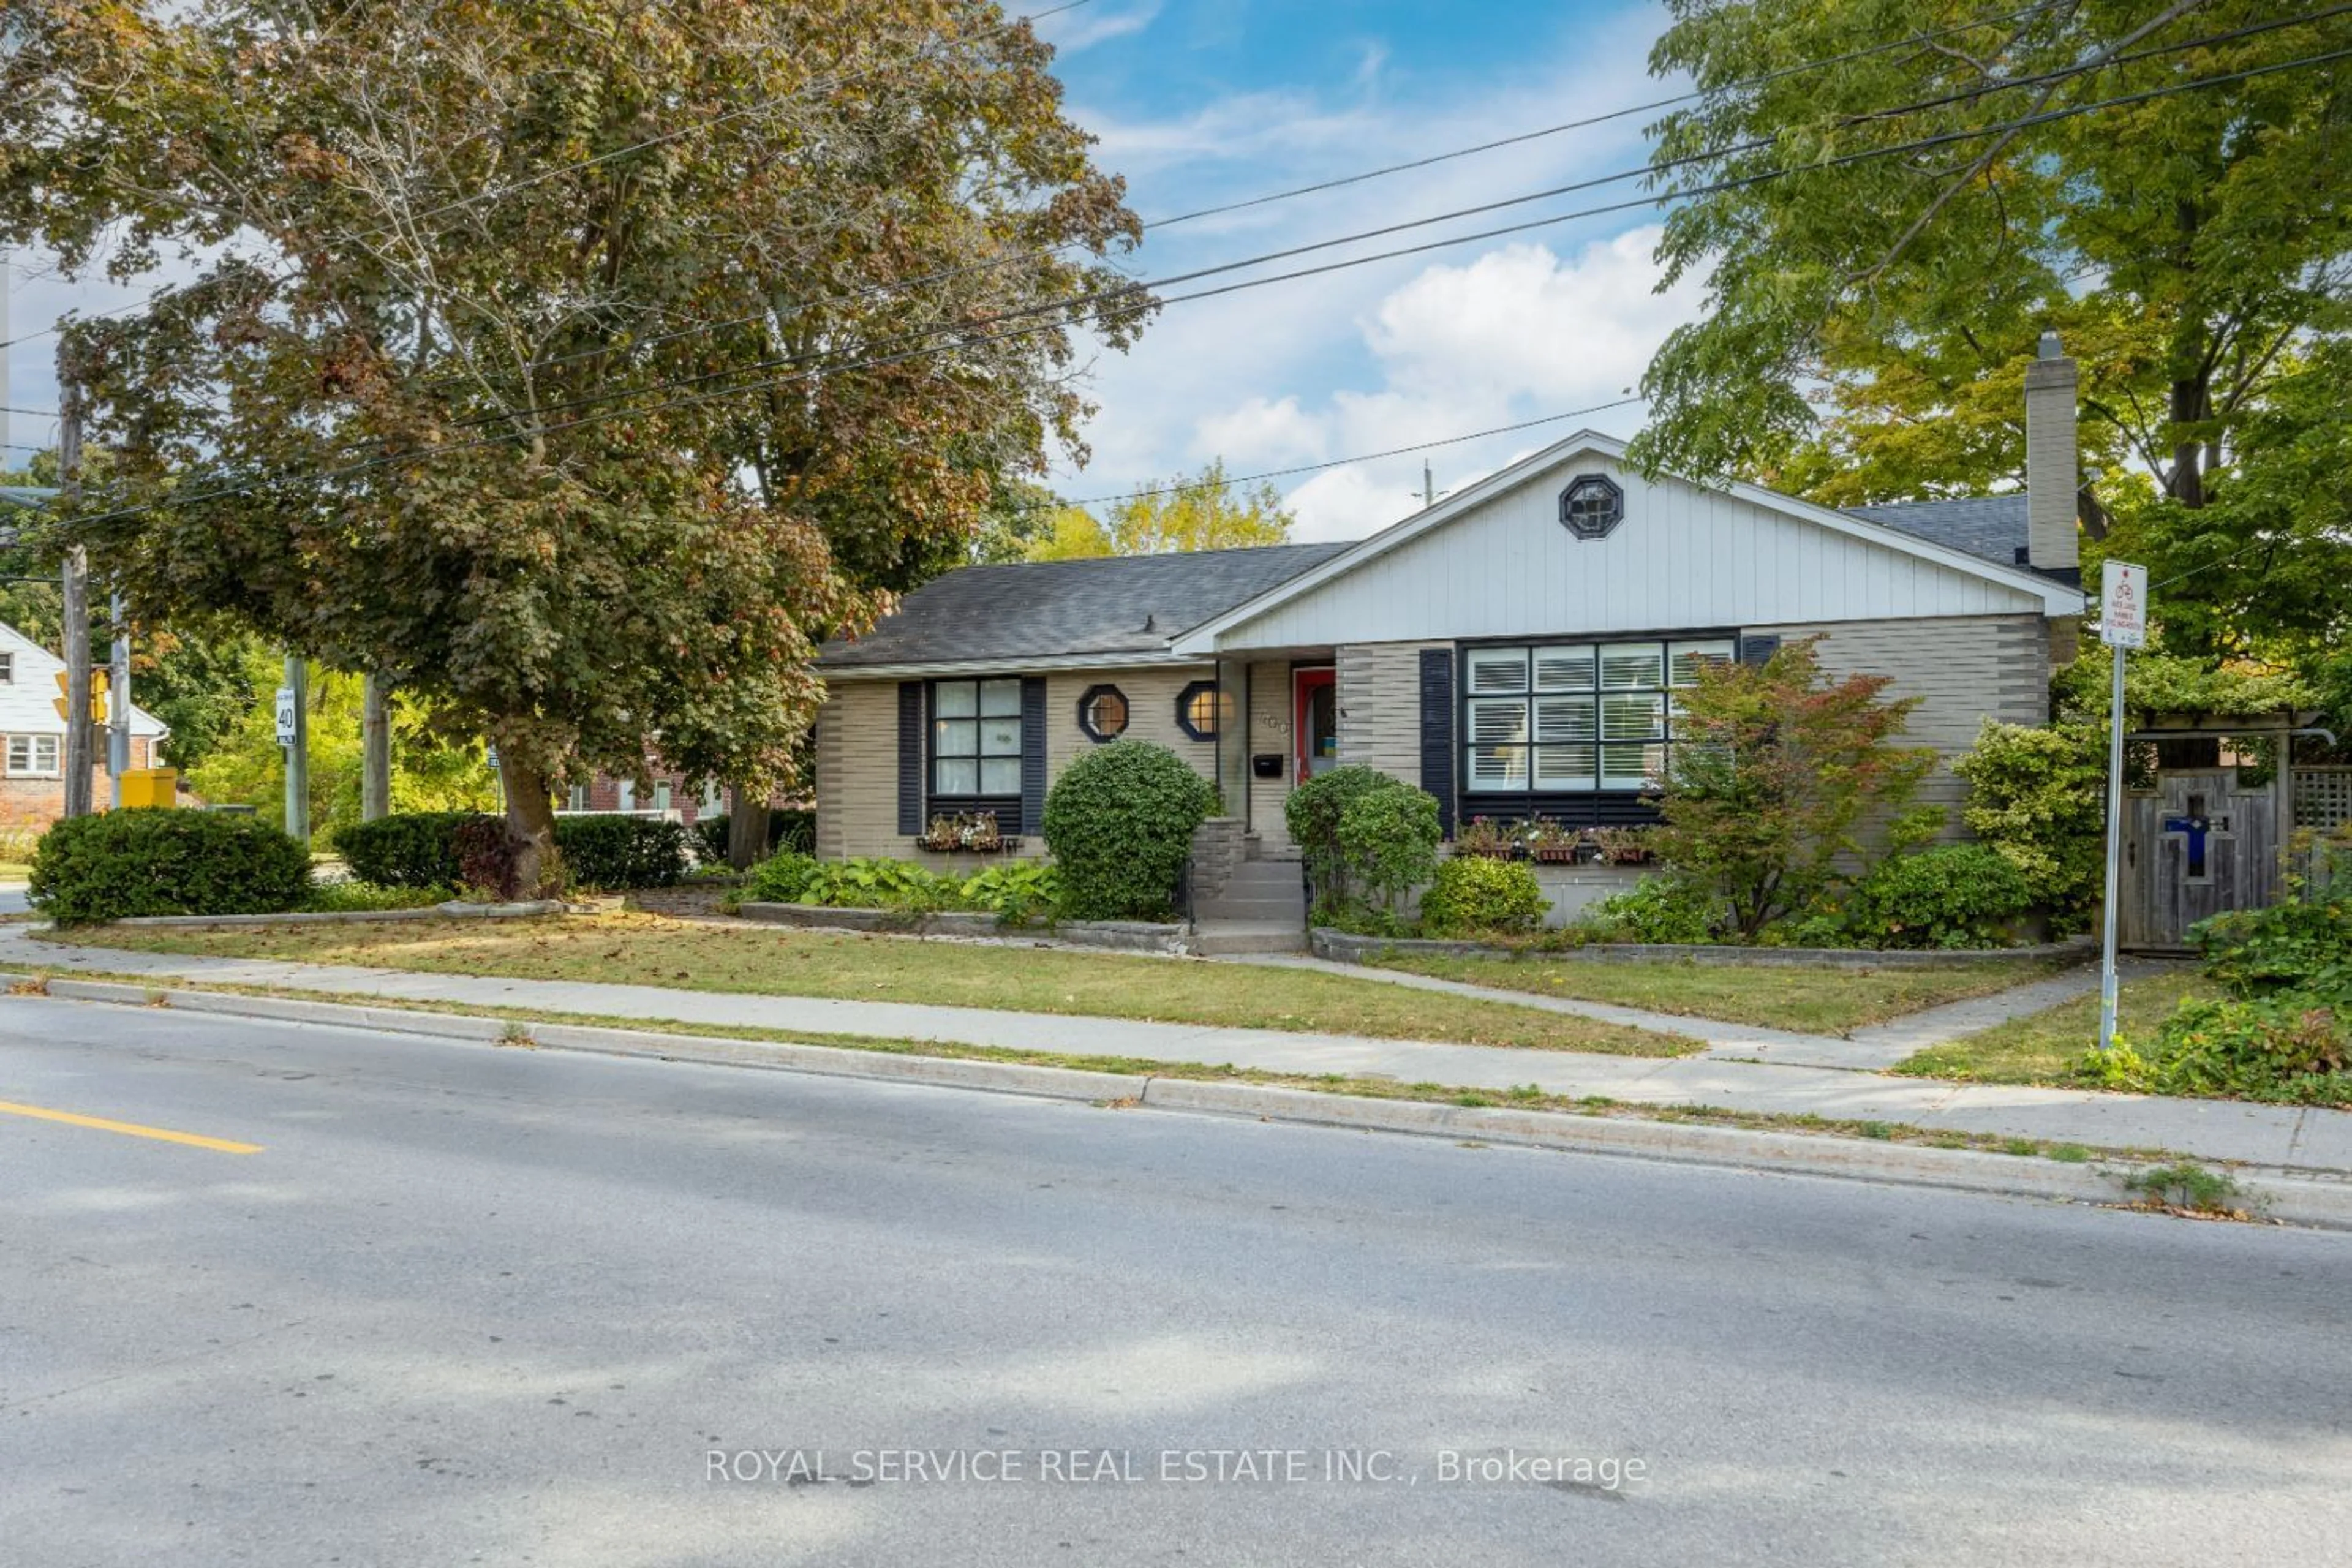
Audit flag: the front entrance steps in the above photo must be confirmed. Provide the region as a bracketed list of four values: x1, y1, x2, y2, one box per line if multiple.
[1193, 858, 1306, 954]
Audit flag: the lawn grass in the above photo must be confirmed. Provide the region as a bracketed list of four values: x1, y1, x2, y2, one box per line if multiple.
[1891, 967, 2214, 1087]
[1367, 951, 2070, 1035]
[2, 968, 2178, 1166]
[58, 913, 1700, 1057]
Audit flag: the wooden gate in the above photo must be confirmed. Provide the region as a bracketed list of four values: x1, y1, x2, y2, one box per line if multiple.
[2120, 770, 2283, 952]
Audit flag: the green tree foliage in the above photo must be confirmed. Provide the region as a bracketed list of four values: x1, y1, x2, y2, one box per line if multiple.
[1419, 856, 1548, 938]
[1633, 1, 2352, 529]
[1025, 461, 1293, 560]
[1041, 740, 1217, 921]
[1, 0, 1144, 893]
[187, 662, 498, 841]
[1653, 638, 1936, 940]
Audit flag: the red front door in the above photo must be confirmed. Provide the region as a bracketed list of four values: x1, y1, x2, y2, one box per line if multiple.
[1294, 667, 1336, 782]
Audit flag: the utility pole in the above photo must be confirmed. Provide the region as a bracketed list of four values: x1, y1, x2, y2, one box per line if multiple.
[58, 361, 94, 819]
[361, 670, 392, 821]
[281, 655, 311, 845]
[108, 592, 131, 806]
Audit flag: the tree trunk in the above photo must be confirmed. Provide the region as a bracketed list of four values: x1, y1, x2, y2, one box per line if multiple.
[500, 756, 564, 899]
[726, 784, 770, 870]
[2168, 374, 2207, 508]
[361, 671, 392, 821]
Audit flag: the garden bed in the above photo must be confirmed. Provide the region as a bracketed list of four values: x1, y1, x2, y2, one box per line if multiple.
[1311, 926, 2094, 971]
[737, 900, 1191, 954]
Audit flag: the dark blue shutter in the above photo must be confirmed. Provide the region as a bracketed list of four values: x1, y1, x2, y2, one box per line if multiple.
[1419, 648, 1456, 837]
[1738, 633, 1781, 668]
[896, 681, 924, 835]
[1019, 676, 1047, 834]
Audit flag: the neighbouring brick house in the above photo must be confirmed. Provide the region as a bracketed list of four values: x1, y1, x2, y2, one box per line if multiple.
[0, 620, 170, 832]
[810, 342, 2090, 875]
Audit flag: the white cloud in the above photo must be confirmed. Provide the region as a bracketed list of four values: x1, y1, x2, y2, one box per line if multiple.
[1198, 227, 1705, 541]
[1035, 2, 1161, 58]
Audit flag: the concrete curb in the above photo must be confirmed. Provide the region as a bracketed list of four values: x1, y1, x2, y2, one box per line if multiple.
[15, 972, 2350, 1230]
[1310, 927, 2095, 971]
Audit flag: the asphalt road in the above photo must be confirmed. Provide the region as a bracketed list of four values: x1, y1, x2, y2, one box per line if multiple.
[4, 997, 2350, 1567]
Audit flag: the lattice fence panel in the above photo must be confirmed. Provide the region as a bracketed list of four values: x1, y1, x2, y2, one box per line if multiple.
[2293, 767, 2352, 831]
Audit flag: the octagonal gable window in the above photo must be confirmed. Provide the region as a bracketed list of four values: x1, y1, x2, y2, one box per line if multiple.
[1077, 684, 1130, 742]
[1559, 473, 1626, 540]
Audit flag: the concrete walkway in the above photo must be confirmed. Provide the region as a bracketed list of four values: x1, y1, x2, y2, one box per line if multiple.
[7, 925, 2348, 1175]
[1225, 952, 2171, 1071]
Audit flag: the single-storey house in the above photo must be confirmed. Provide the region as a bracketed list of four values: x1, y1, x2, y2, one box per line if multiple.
[0, 619, 170, 831]
[813, 342, 2090, 876]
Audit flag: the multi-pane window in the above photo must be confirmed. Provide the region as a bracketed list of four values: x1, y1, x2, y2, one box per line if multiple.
[6, 734, 61, 775]
[1463, 638, 1734, 793]
[0, 652, 13, 683]
[932, 678, 1023, 797]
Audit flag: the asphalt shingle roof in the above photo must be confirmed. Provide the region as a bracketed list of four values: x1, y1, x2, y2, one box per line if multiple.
[819, 541, 1353, 669]
[1844, 493, 2030, 568]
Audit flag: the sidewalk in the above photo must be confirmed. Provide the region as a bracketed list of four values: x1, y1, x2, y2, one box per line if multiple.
[8, 925, 2348, 1174]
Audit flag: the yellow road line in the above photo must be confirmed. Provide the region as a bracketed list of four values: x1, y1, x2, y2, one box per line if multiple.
[0, 1099, 263, 1155]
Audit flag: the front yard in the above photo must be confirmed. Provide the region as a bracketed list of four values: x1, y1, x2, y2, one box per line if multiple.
[1366, 951, 2071, 1035]
[59, 914, 1699, 1057]
[1892, 967, 2214, 1087]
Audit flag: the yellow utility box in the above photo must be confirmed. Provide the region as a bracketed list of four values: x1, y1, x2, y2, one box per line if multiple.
[119, 768, 179, 809]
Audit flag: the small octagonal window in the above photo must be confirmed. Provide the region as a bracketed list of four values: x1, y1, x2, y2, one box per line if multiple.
[1559, 474, 1625, 540]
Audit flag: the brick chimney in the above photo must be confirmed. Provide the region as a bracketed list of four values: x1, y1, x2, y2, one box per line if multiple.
[2022, 330, 2080, 581]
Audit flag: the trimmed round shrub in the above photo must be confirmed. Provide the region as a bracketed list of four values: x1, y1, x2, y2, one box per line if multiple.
[1419, 854, 1548, 937]
[335, 810, 478, 888]
[29, 810, 311, 925]
[1042, 739, 1218, 921]
[1844, 842, 2035, 950]
[1283, 764, 1396, 904]
[1333, 782, 1441, 916]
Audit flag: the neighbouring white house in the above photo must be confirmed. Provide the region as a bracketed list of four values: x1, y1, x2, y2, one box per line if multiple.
[0, 619, 171, 832]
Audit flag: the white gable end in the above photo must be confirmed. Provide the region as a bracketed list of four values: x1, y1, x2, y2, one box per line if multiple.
[1180, 441, 2069, 655]
[0, 622, 170, 739]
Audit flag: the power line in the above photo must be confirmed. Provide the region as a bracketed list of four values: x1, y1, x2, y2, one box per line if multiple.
[53, 39, 2352, 534]
[421, 0, 2097, 393]
[424, 7, 2352, 444]
[1036, 400, 1648, 514]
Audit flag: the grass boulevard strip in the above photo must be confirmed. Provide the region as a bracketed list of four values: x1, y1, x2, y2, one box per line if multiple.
[56, 914, 1702, 1057]
[3, 965, 2183, 1170]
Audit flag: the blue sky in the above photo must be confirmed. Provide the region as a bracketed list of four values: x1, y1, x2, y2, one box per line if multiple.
[3, 0, 1702, 542]
[1033, 0, 1700, 537]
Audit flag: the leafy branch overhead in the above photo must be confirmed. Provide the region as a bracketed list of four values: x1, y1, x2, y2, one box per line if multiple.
[0, 0, 1148, 891]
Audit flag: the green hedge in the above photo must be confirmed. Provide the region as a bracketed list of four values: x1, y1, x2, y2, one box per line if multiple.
[557, 815, 690, 890]
[693, 809, 815, 863]
[335, 811, 481, 889]
[1041, 740, 1217, 921]
[334, 810, 691, 891]
[29, 810, 312, 925]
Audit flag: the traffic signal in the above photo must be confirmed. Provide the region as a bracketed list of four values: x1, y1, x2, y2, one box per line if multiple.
[51, 669, 107, 723]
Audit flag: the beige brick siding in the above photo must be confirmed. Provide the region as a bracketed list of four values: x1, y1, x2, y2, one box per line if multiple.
[1244, 658, 1297, 848]
[1748, 614, 2049, 826]
[815, 666, 1217, 861]
[1336, 641, 1446, 783]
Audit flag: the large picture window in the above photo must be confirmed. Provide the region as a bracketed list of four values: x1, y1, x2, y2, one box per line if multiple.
[931, 678, 1023, 798]
[1463, 637, 1733, 794]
